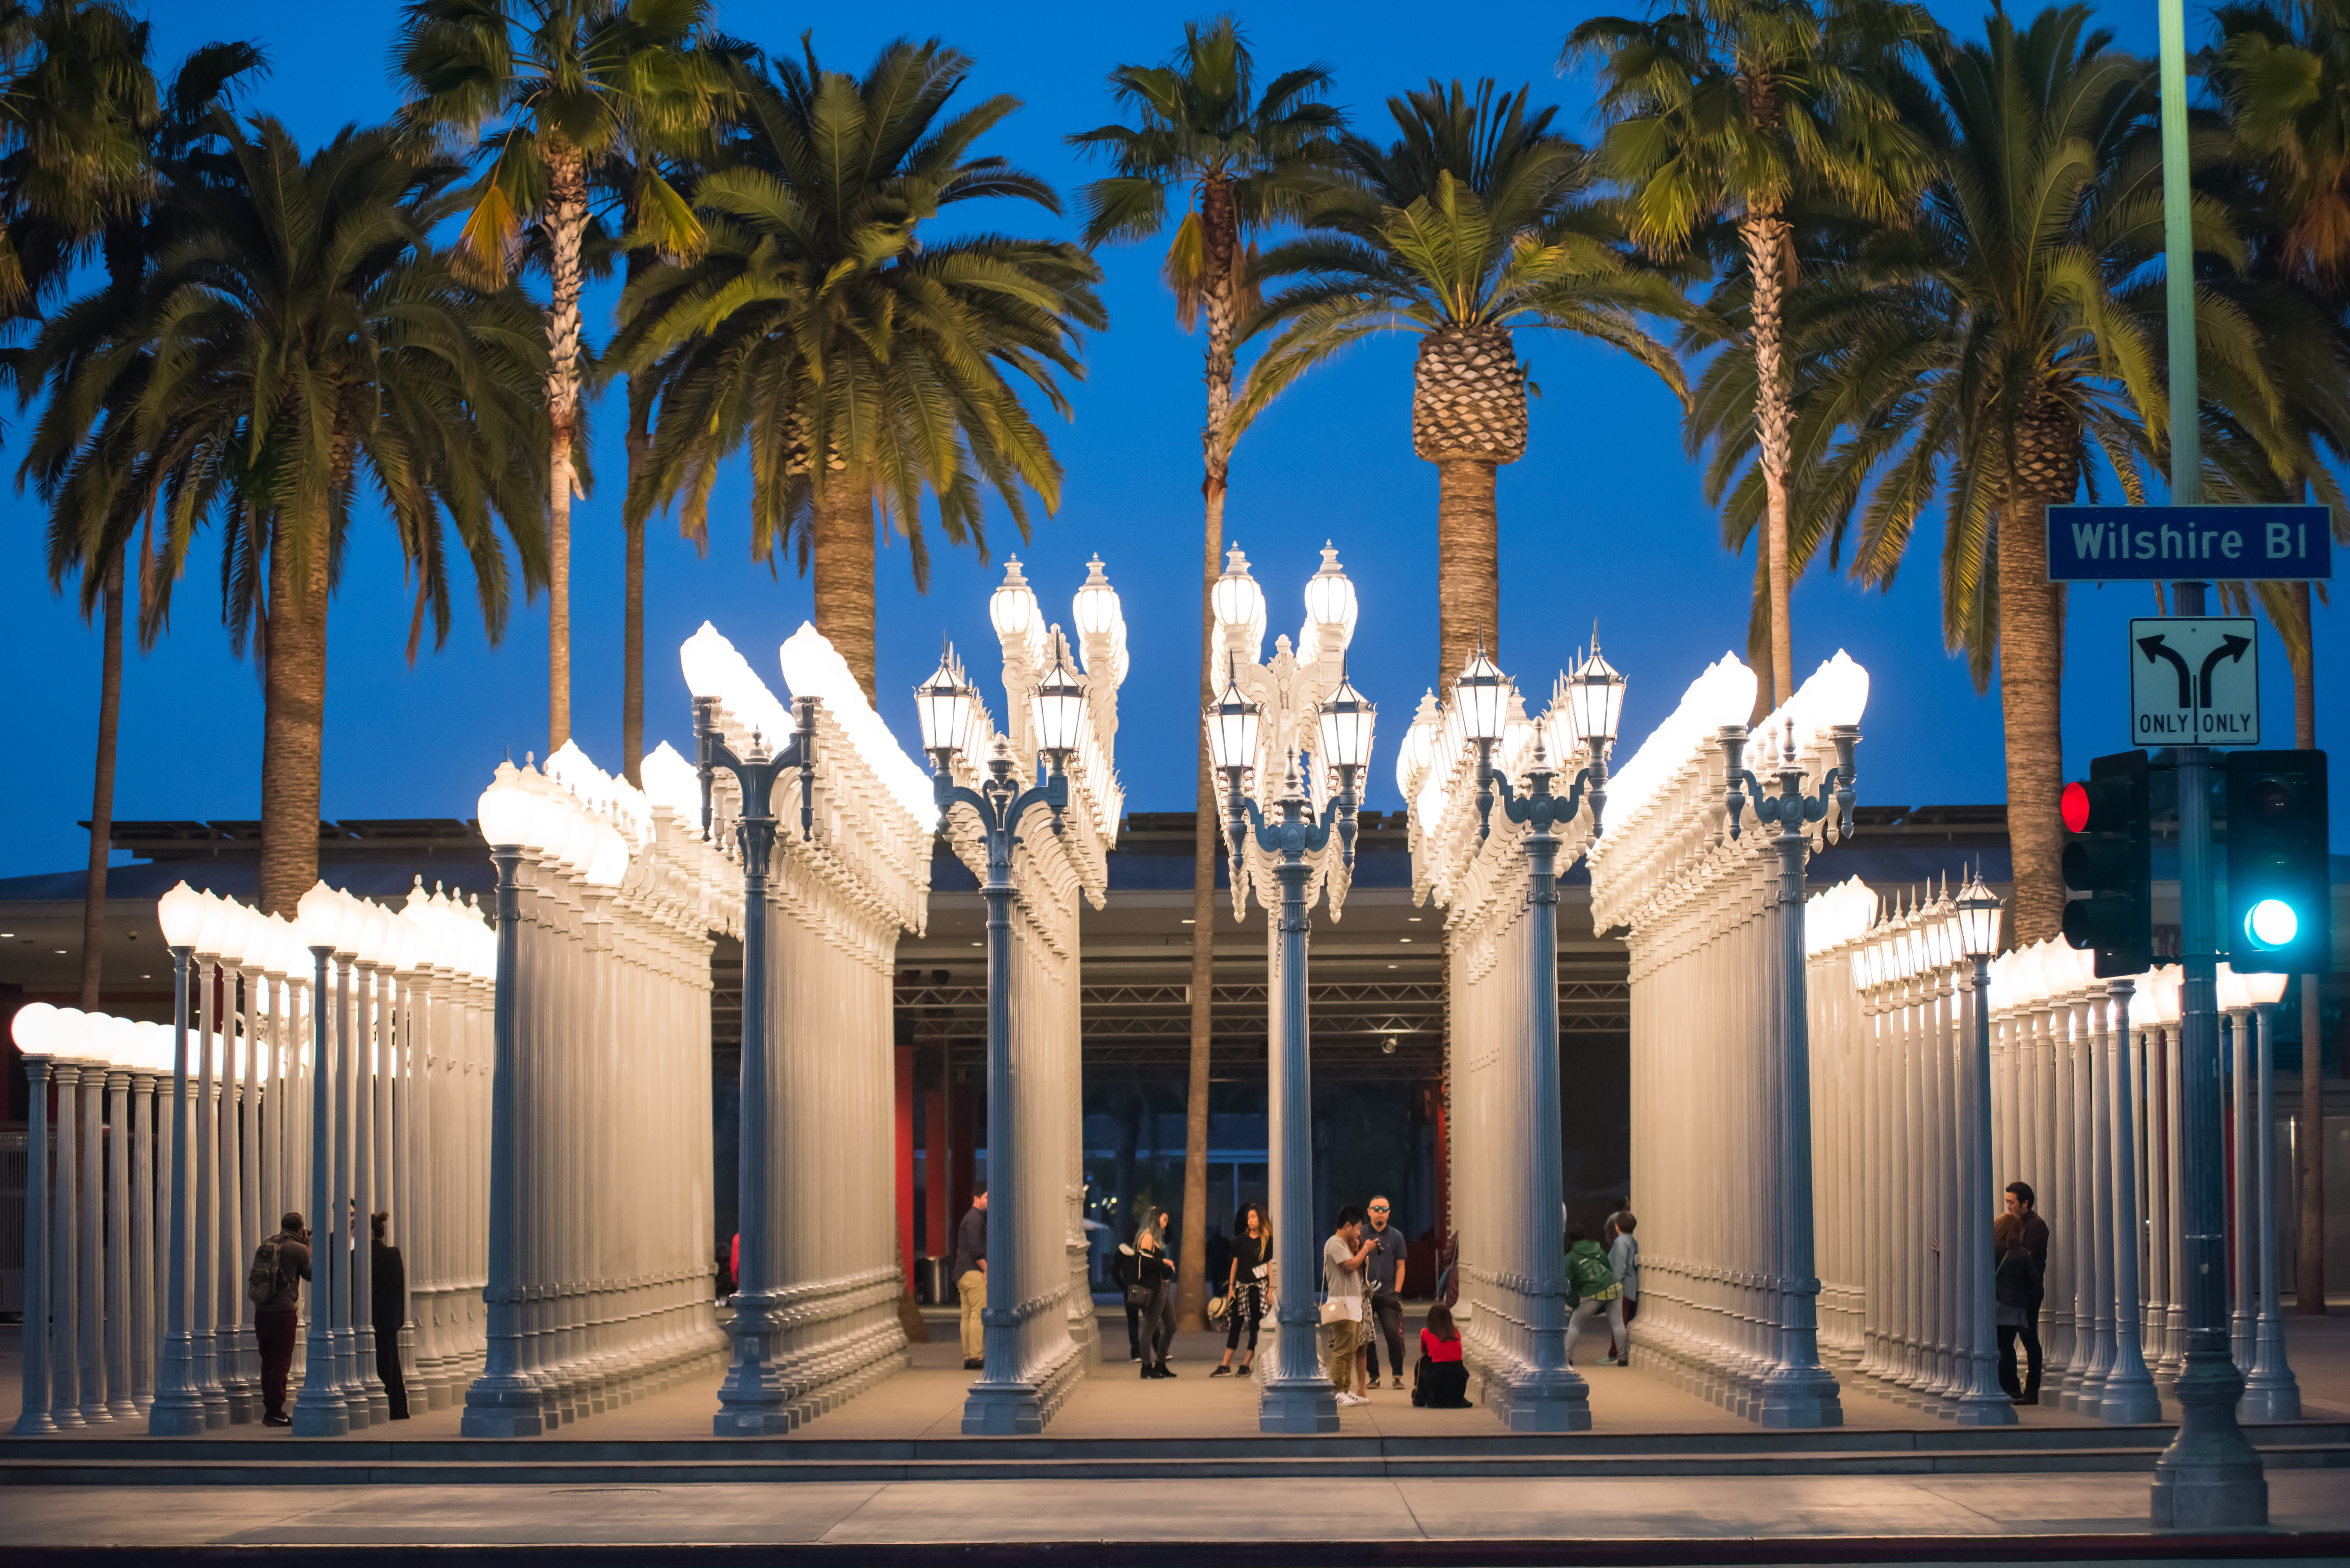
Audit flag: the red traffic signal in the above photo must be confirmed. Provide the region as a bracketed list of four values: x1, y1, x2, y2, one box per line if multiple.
[2062, 781, 2091, 833]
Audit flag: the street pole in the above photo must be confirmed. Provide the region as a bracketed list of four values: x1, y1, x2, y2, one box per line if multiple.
[460, 851, 540, 1439]
[701, 695, 818, 1437]
[2150, 0, 2267, 1527]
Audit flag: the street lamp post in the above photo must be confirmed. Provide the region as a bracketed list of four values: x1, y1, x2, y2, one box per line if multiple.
[1952, 876, 2021, 1426]
[917, 646, 1083, 1435]
[1720, 706, 1860, 1428]
[1458, 644, 1620, 1428]
[693, 686, 819, 1436]
[150, 883, 208, 1435]
[292, 884, 352, 1436]
[2238, 971, 2300, 1422]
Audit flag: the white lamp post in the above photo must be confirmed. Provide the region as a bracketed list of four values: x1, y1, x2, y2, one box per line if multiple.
[1950, 874, 2019, 1424]
[11, 1004, 59, 1434]
[2238, 968, 2300, 1421]
[150, 883, 208, 1435]
[291, 881, 352, 1436]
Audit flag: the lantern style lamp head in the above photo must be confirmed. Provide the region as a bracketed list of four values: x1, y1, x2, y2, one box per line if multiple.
[1954, 873, 2003, 961]
[296, 881, 344, 955]
[989, 556, 1041, 646]
[1211, 546, 1266, 640]
[477, 762, 538, 850]
[1205, 662, 1261, 781]
[1302, 542, 1358, 642]
[158, 881, 207, 952]
[1072, 555, 1121, 641]
[914, 653, 975, 769]
[1563, 641, 1627, 755]
[1031, 642, 1087, 771]
[1317, 673, 1376, 784]
[1455, 647, 1508, 746]
[2242, 970, 2289, 1008]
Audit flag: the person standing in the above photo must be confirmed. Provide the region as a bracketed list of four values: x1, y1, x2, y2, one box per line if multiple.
[1995, 1210, 2044, 1404]
[1135, 1225, 1178, 1377]
[1214, 1204, 1272, 1377]
[1602, 1197, 1632, 1247]
[250, 1211, 311, 1428]
[1323, 1206, 1374, 1407]
[1114, 1239, 1145, 1361]
[954, 1190, 989, 1371]
[2004, 1181, 2048, 1393]
[1358, 1195, 1408, 1391]
[1563, 1224, 1623, 1367]
[1606, 1212, 1640, 1364]
[368, 1212, 411, 1420]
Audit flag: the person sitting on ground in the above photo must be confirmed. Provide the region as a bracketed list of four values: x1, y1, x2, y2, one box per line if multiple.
[1412, 1301, 1473, 1408]
[1563, 1223, 1623, 1368]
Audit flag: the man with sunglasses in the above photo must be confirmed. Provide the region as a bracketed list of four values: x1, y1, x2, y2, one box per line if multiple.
[1357, 1196, 1408, 1391]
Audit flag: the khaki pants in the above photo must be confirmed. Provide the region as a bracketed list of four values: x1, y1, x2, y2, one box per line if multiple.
[958, 1268, 987, 1362]
[1326, 1316, 1358, 1388]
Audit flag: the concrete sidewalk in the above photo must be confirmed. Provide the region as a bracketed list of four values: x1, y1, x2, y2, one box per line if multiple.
[2, 1469, 2347, 1554]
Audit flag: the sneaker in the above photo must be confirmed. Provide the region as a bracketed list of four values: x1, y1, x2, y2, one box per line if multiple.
[1390, 1376, 1405, 1390]
[263, 1414, 291, 1428]
[963, 1358, 984, 1370]
[1210, 1365, 1233, 1378]
[1236, 1363, 1252, 1378]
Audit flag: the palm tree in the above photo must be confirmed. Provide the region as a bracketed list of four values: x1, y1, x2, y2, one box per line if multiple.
[1745, 6, 2334, 941]
[1566, 0, 1933, 712]
[22, 117, 549, 914]
[612, 37, 1104, 702]
[5, 1, 262, 1007]
[392, 0, 727, 754]
[1241, 78, 1689, 685]
[1066, 16, 1340, 1330]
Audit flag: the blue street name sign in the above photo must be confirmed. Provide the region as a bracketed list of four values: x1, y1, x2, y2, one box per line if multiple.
[2047, 504, 2333, 582]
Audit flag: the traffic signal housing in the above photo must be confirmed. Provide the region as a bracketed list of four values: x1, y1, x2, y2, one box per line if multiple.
[2061, 750, 2152, 978]
[2225, 749, 2331, 975]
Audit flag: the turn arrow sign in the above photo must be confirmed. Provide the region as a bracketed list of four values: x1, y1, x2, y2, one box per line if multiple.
[2137, 634, 2192, 707]
[2197, 634, 2252, 707]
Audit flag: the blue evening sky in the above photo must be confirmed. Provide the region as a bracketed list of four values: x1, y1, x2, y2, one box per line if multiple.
[3, 0, 2340, 879]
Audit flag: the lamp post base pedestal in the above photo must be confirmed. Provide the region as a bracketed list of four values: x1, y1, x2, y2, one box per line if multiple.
[2100, 1372, 2163, 1425]
[1945, 1389, 2019, 1427]
[1754, 1367, 1843, 1430]
[1486, 1363, 1594, 1433]
[961, 1381, 1044, 1435]
[146, 1394, 209, 1437]
[711, 1294, 796, 1436]
[1257, 1376, 1339, 1435]
[460, 1375, 547, 1439]
[2151, 1362, 2267, 1530]
[2239, 1358, 2300, 1424]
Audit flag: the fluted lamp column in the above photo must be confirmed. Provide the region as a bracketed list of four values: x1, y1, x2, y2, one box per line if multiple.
[1950, 874, 2019, 1425]
[2238, 969, 2300, 1422]
[150, 883, 211, 1435]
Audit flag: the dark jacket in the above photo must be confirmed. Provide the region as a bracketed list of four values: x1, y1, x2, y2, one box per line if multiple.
[1994, 1246, 2043, 1312]
[952, 1205, 987, 1278]
[1135, 1248, 1175, 1297]
[2019, 1210, 2049, 1273]
[371, 1239, 407, 1332]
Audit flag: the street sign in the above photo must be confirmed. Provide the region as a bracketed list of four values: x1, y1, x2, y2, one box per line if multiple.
[2129, 617, 2259, 746]
[2048, 505, 2333, 581]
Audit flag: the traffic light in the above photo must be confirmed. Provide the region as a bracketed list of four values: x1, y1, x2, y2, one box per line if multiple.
[2061, 750, 2152, 977]
[2225, 750, 2331, 975]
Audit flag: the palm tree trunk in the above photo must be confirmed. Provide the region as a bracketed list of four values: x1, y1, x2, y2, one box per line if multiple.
[1435, 458, 1500, 684]
[79, 546, 124, 1009]
[544, 148, 589, 754]
[1740, 211, 1796, 714]
[621, 376, 651, 788]
[1179, 174, 1240, 1332]
[1998, 405, 2077, 944]
[257, 518, 331, 918]
[2292, 578, 2325, 1312]
[811, 471, 878, 703]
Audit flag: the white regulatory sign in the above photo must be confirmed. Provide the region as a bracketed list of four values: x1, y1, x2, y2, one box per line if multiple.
[2128, 617, 2259, 746]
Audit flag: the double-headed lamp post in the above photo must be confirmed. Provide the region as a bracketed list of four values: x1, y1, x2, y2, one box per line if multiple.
[1718, 687, 1861, 1428]
[1456, 643, 1622, 1426]
[916, 645, 1085, 1435]
[686, 667, 820, 1437]
[1204, 645, 1372, 1434]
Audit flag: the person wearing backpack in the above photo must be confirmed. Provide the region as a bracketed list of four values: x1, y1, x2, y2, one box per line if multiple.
[249, 1212, 312, 1427]
[1562, 1223, 1623, 1368]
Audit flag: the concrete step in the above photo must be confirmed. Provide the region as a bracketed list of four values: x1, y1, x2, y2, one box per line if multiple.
[4, 1429, 2347, 1485]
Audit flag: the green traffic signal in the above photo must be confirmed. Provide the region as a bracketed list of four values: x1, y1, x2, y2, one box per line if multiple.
[2225, 750, 2330, 974]
[2059, 750, 2152, 978]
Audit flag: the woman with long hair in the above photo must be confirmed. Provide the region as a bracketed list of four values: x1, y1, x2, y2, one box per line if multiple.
[1413, 1300, 1472, 1407]
[1213, 1203, 1272, 1377]
[1134, 1222, 1179, 1378]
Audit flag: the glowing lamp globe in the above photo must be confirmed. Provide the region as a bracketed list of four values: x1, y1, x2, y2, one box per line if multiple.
[158, 881, 209, 949]
[1317, 676, 1376, 774]
[1033, 650, 1087, 756]
[914, 657, 975, 761]
[1563, 643, 1627, 750]
[1455, 649, 1508, 744]
[1205, 671, 1261, 775]
[478, 763, 538, 849]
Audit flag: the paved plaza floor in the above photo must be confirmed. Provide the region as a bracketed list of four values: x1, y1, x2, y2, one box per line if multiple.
[5, 1313, 2349, 1559]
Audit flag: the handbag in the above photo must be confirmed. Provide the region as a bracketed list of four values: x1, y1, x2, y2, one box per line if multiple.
[1124, 1281, 1153, 1308]
[1318, 1299, 1350, 1326]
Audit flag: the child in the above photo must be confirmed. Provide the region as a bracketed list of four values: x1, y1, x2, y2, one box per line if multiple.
[1563, 1223, 1623, 1367]
[1606, 1213, 1640, 1364]
[1412, 1302, 1473, 1408]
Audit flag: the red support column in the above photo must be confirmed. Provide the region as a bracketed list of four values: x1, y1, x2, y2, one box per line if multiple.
[950, 1076, 977, 1224]
[924, 1086, 948, 1272]
[895, 1044, 918, 1296]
